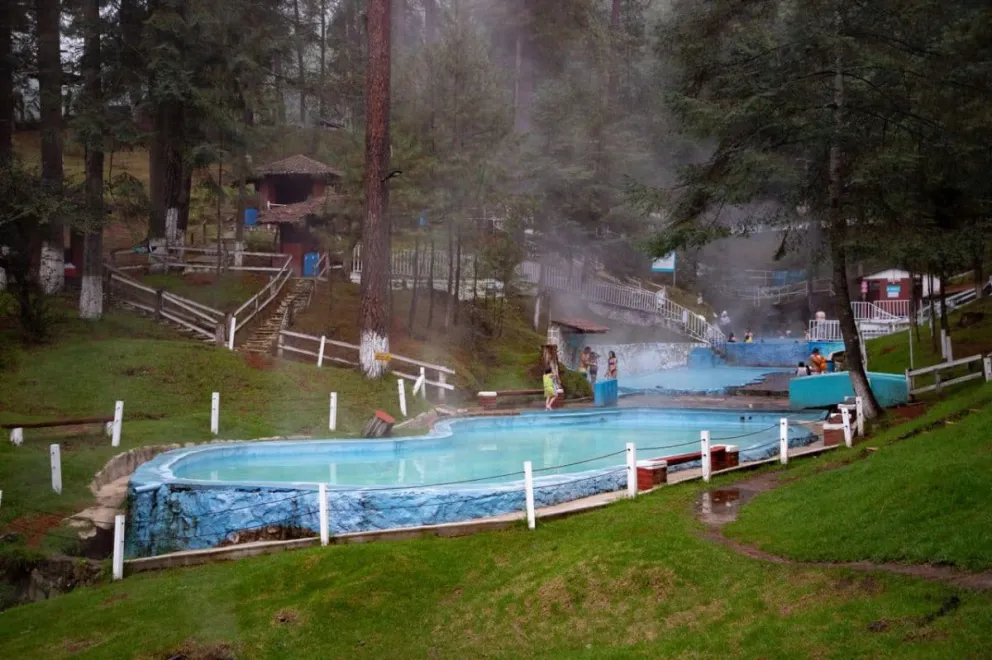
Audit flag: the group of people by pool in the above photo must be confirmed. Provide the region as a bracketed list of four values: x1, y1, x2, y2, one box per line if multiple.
[542, 346, 619, 411]
[796, 348, 829, 376]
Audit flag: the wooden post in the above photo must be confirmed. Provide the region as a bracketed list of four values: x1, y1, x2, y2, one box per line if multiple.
[214, 322, 225, 347]
[438, 372, 447, 402]
[112, 400, 124, 447]
[317, 336, 326, 367]
[419, 367, 427, 399]
[211, 392, 220, 435]
[50, 444, 62, 494]
[329, 392, 338, 431]
[524, 460, 536, 529]
[626, 443, 637, 498]
[984, 357, 992, 382]
[855, 397, 864, 436]
[700, 431, 711, 483]
[227, 315, 236, 351]
[112, 514, 125, 581]
[318, 484, 329, 546]
[940, 328, 947, 360]
[841, 408, 853, 448]
[779, 418, 789, 464]
[154, 289, 164, 320]
[277, 333, 285, 358]
[397, 378, 407, 417]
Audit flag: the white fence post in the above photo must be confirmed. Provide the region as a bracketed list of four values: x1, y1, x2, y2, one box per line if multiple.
[940, 329, 947, 360]
[438, 372, 447, 402]
[984, 357, 992, 382]
[626, 443, 637, 498]
[945, 335, 953, 362]
[112, 514, 125, 581]
[700, 431, 711, 483]
[329, 392, 338, 431]
[524, 460, 536, 530]
[779, 418, 789, 465]
[841, 408, 853, 448]
[419, 367, 427, 399]
[855, 397, 865, 436]
[210, 392, 220, 435]
[227, 316, 236, 351]
[111, 400, 124, 447]
[50, 444, 62, 494]
[317, 336, 326, 367]
[397, 379, 408, 417]
[318, 483, 329, 546]
[10, 428, 23, 446]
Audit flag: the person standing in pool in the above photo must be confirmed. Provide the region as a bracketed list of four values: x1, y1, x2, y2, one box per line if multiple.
[587, 352, 599, 386]
[607, 351, 618, 379]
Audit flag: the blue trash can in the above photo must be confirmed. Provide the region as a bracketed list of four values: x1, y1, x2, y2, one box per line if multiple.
[303, 252, 319, 277]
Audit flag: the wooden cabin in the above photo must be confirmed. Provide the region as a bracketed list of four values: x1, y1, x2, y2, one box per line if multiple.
[250, 155, 342, 276]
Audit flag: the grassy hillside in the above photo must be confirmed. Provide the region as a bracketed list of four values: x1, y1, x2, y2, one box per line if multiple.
[866, 297, 992, 375]
[1, 398, 991, 656]
[0, 305, 429, 553]
[727, 382, 992, 569]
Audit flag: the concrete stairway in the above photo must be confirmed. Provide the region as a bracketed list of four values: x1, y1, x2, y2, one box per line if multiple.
[239, 278, 315, 355]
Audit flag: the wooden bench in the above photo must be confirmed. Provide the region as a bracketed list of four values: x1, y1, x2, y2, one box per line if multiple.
[645, 445, 739, 472]
[477, 390, 563, 410]
[4, 416, 115, 446]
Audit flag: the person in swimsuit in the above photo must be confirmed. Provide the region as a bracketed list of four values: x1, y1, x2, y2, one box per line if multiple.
[587, 352, 599, 386]
[607, 351, 618, 379]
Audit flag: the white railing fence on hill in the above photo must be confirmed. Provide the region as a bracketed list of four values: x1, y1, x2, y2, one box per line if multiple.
[352, 245, 726, 347]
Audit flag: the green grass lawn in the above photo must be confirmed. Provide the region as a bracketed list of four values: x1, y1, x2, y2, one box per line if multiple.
[0, 310, 428, 552]
[1, 465, 991, 658]
[138, 272, 269, 314]
[726, 382, 992, 570]
[866, 297, 992, 375]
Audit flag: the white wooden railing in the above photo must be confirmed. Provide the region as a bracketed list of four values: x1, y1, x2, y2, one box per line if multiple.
[906, 354, 991, 397]
[105, 264, 228, 343]
[352, 245, 726, 347]
[852, 301, 905, 322]
[872, 299, 911, 319]
[232, 254, 294, 335]
[277, 329, 456, 399]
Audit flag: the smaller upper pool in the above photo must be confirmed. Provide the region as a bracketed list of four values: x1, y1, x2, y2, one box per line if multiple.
[618, 366, 790, 396]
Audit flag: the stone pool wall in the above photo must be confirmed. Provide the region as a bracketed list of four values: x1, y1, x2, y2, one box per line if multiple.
[125, 470, 626, 558]
[690, 340, 846, 368]
[582, 342, 705, 375]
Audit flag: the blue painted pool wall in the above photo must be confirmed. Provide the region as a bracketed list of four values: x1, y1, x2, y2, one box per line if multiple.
[125, 471, 626, 558]
[690, 340, 845, 368]
[593, 379, 619, 406]
[789, 372, 909, 409]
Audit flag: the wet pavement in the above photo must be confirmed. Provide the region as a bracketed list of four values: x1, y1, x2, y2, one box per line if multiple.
[695, 473, 781, 526]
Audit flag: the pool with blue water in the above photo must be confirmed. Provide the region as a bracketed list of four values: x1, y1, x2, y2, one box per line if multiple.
[126, 408, 824, 557]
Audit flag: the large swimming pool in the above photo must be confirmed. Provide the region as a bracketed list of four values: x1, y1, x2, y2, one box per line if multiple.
[127, 408, 823, 557]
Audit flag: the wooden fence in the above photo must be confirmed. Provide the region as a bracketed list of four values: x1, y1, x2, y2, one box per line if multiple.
[277, 329, 456, 399]
[905, 353, 992, 397]
[231, 255, 294, 337]
[105, 264, 228, 343]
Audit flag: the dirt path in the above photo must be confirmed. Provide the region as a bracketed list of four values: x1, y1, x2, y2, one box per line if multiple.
[697, 473, 992, 591]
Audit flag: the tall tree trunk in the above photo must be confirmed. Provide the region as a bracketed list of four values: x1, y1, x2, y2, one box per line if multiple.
[273, 52, 286, 125]
[293, 0, 306, 125]
[938, 271, 950, 337]
[407, 231, 420, 334]
[928, 273, 938, 352]
[215, 147, 224, 310]
[359, 0, 392, 378]
[444, 220, 454, 330]
[0, 0, 12, 164]
[973, 252, 985, 300]
[36, 0, 64, 293]
[453, 230, 463, 326]
[828, 25, 881, 419]
[426, 233, 436, 328]
[607, 0, 621, 102]
[80, 0, 104, 319]
[318, 0, 327, 117]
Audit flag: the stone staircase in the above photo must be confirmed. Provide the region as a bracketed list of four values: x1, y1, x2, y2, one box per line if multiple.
[239, 278, 315, 355]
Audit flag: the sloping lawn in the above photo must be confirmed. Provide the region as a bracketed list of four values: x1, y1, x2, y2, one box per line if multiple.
[727, 383, 992, 570]
[0, 311, 427, 552]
